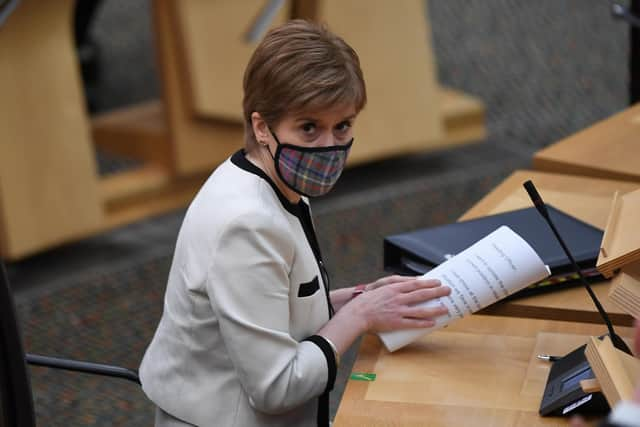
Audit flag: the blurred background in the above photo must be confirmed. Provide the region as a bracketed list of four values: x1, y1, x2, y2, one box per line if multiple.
[2, 0, 633, 425]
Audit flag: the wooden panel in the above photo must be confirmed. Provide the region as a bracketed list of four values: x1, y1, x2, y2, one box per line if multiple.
[534, 104, 640, 182]
[100, 165, 171, 205]
[609, 263, 640, 319]
[441, 87, 486, 145]
[596, 188, 640, 277]
[175, 0, 290, 120]
[460, 170, 640, 230]
[458, 170, 638, 326]
[92, 101, 173, 168]
[481, 281, 633, 327]
[0, 0, 103, 259]
[314, 0, 445, 165]
[334, 315, 636, 426]
[153, 0, 245, 175]
[585, 336, 640, 407]
[100, 172, 206, 232]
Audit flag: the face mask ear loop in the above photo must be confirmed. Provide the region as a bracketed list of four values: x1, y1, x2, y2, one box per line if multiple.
[265, 126, 282, 161]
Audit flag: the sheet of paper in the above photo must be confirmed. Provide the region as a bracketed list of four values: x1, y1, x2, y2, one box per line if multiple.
[379, 226, 550, 352]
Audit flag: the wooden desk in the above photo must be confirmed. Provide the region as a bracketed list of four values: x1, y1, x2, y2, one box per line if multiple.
[334, 315, 636, 426]
[533, 104, 640, 182]
[459, 170, 639, 326]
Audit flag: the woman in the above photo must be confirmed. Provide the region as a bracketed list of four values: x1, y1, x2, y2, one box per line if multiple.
[140, 20, 450, 427]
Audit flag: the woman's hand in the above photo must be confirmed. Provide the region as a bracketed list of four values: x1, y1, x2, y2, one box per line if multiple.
[359, 274, 423, 292]
[330, 275, 435, 312]
[321, 276, 450, 357]
[347, 277, 450, 333]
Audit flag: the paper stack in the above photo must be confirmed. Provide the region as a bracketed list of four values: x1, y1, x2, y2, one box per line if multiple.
[597, 189, 640, 278]
[584, 336, 640, 407]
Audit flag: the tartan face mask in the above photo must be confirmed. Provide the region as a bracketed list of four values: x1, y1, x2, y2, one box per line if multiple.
[267, 128, 353, 197]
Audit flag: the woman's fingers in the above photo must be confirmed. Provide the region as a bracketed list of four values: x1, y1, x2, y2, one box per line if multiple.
[401, 303, 449, 320]
[382, 304, 448, 331]
[367, 276, 439, 293]
[397, 284, 451, 305]
[380, 275, 417, 284]
[390, 278, 442, 293]
[370, 275, 418, 289]
[394, 317, 437, 330]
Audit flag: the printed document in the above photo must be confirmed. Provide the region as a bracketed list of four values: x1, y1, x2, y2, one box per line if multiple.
[379, 226, 550, 352]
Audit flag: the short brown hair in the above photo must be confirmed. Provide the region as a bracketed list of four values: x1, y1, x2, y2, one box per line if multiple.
[242, 19, 367, 148]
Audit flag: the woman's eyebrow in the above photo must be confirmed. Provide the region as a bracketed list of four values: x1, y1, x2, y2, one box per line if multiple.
[294, 114, 356, 123]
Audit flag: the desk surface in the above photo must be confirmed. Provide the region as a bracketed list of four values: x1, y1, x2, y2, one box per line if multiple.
[533, 104, 640, 182]
[334, 315, 636, 427]
[458, 170, 638, 326]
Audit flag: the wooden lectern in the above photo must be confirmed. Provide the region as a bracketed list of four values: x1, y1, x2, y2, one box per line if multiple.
[0, 0, 104, 259]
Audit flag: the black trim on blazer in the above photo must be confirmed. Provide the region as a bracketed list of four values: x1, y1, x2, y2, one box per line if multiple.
[303, 335, 337, 427]
[231, 150, 335, 318]
[297, 276, 320, 297]
[298, 203, 335, 318]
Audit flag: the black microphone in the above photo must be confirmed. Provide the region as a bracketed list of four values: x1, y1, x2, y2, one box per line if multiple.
[523, 180, 632, 355]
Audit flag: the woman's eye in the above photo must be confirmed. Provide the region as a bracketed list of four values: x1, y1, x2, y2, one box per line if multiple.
[301, 122, 316, 134]
[335, 121, 352, 133]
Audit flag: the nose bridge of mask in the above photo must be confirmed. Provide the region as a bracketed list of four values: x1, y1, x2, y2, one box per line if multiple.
[269, 126, 350, 149]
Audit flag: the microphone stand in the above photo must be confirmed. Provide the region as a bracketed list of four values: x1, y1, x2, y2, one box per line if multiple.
[523, 180, 631, 355]
[523, 180, 631, 416]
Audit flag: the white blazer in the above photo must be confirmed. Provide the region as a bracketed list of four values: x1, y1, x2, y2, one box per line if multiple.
[139, 151, 336, 427]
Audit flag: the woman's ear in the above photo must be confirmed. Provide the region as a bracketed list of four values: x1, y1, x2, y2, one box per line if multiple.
[251, 112, 270, 143]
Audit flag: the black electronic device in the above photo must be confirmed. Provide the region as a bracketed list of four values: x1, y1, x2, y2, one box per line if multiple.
[522, 180, 632, 417]
[539, 343, 609, 416]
